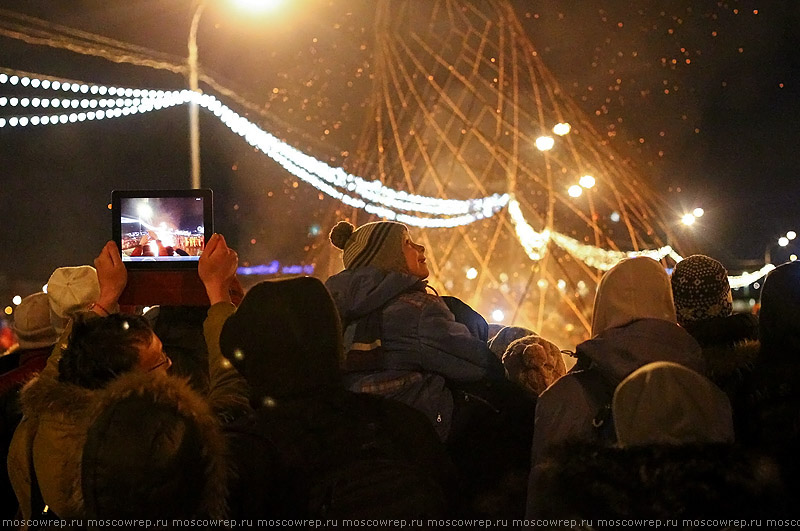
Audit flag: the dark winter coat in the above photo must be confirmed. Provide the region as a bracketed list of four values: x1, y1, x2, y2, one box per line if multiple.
[220, 277, 453, 520]
[530, 319, 704, 465]
[529, 441, 787, 522]
[325, 266, 503, 440]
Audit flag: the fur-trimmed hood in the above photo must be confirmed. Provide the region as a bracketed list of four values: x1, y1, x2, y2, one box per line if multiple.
[11, 371, 228, 521]
[81, 371, 228, 521]
[702, 339, 759, 390]
[530, 441, 787, 519]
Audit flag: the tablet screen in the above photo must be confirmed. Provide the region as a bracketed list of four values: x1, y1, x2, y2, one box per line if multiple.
[112, 190, 213, 269]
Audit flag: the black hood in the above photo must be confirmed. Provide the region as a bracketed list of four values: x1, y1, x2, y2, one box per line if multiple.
[759, 261, 800, 357]
[219, 277, 344, 402]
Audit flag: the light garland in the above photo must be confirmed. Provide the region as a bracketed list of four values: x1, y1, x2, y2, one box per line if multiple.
[508, 197, 550, 260]
[0, 70, 774, 287]
[1, 71, 509, 226]
[728, 264, 775, 290]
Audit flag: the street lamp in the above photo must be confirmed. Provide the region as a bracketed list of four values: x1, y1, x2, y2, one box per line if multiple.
[187, 0, 284, 189]
[188, 1, 206, 189]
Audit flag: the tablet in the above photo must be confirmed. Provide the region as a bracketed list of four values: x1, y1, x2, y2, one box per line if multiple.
[111, 189, 213, 270]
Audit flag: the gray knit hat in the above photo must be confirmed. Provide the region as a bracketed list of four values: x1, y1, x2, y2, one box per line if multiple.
[330, 220, 409, 272]
[671, 255, 732, 326]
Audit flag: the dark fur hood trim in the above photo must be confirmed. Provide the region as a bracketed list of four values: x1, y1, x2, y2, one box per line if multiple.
[703, 339, 760, 384]
[20, 371, 228, 519]
[531, 441, 786, 519]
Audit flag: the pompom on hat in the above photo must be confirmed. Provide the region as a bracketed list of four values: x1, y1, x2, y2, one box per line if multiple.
[330, 220, 409, 272]
[12, 292, 59, 350]
[670, 255, 732, 326]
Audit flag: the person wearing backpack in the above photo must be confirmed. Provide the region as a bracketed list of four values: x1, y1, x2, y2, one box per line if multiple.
[526, 256, 706, 517]
[529, 361, 787, 520]
[220, 276, 453, 520]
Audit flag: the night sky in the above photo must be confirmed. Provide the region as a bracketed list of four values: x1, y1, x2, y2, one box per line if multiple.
[1, 0, 799, 304]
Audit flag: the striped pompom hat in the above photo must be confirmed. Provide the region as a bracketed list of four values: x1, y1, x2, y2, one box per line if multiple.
[329, 220, 408, 271]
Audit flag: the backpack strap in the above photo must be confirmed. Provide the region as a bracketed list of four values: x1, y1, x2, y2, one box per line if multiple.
[573, 369, 617, 445]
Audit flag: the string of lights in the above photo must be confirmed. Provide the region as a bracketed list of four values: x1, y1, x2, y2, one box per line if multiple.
[0, 69, 775, 286]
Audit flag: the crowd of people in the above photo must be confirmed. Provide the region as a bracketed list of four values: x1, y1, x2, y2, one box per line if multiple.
[1, 219, 798, 529]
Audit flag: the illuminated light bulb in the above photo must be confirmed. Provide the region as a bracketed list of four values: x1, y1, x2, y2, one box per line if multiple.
[71, 84, 80, 92]
[491, 309, 505, 322]
[59, 115, 68, 124]
[0, 97, 6, 105]
[9, 117, 18, 126]
[31, 78, 40, 88]
[579, 175, 596, 189]
[779, 237, 789, 247]
[32, 98, 40, 107]
[20, 98, 29, 107]
[52, 81, 60, 90]
[80, 84, 89, 93]
[681, 213, 696, 226]
[31, 116, 40, 125]
[10, 75, 19, 85]
[557, 279, 567, 291]
[466, 267, 478, 280]
[693, 207, 704, 217]
[12, 295, 22, 305]
[568, 185, 583, 198]
[40, 116, 49, 124]
[68, 114, 77, 122]
[10, 97, 18, 106]
[42, 284, 48, 293]
[4, 306, 12, 315]
[787, 231, 796, 240]
[99, 86, 107, 95]
[41, 80, 50, 89]
[552, 122, 571, 136]
[537, 279, 548, 289]
[791, 254, 797, 262]
[610, 211, 621, 222]
[0, 73, 7, 82]
[535, 136, 555, 151]
[19, 117, 29, 126]
[21, 77, 30, 86]
[90, 85, 98, 94]
[0, 118, 5, 127]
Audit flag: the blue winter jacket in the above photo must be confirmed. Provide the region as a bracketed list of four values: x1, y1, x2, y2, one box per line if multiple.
[325, 266, 503, 440]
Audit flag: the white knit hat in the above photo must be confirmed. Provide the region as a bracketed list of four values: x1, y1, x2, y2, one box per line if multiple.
[47, 265, 101, 332]
[12, 292, 59, 350]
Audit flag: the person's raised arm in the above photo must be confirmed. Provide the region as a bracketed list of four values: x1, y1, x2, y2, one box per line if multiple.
[198, 233, 238, 305]
[198, 233, 251, 421]
[91, 240, 127, 316]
